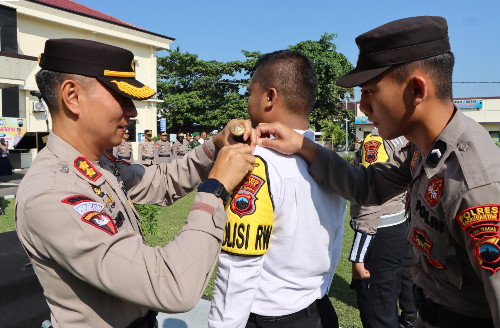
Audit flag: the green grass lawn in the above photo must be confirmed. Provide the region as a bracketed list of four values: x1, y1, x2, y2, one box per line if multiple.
[2, 194, 362, 327]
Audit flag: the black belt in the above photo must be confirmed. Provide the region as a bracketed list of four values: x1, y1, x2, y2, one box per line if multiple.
[117, 155, 131, 160]
[126, 310, 158, 328]
[248, 295, 329, 325]
[142, 156, 154, 160]
[414, 286, 494, 328]
[158, 154, 170, 157]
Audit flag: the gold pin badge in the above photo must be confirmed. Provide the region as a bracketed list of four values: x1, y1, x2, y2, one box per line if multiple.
[230, 123, 245, 143]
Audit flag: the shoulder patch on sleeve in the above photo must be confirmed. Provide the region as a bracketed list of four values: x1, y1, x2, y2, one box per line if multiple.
[360, 134, 389, 167]
[81, 211, 118, 236]
[61, 195, 95, 205]
[222, 156, 274, 256]
[455, 205, 500, 273]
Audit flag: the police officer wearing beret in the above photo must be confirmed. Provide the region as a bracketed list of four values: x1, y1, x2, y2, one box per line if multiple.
[188, 132, 201, 151]
[256, 16, 500, 328]
[113, 129, 134, 162]
[15, 38, 256, 328]
[139, 129, 155, 166]
[155, 132, 172, 164]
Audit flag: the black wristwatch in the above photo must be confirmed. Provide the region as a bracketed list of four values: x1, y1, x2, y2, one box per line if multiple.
[198, 178, 230, 205]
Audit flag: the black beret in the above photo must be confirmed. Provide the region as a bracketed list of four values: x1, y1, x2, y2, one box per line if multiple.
[38, 38, 156, 100]
[337, 16, 451, 88]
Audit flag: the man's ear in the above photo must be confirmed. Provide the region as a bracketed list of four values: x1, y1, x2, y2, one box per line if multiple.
[265, 88, 278, 109]
[409, 73, 428, 106]
[60, 80, 82, 116]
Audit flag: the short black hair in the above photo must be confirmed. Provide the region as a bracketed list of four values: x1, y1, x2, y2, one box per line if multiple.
[252, 50, 317, 117]
[388, 52, 455, 100]
[35, 70, 94, 113]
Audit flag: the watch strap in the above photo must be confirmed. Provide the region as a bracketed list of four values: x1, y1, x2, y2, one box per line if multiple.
[198, 178, 230, 205]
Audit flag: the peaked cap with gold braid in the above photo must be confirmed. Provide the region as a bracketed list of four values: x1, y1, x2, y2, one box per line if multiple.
[38, 38, 156, 100]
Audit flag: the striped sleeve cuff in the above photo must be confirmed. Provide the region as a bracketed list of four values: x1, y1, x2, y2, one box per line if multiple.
[349, 231, 375, 263]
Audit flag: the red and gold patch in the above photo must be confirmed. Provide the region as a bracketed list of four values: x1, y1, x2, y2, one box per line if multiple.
[473, 236, 500, 274]
[363, 140, 382, 164]
[74, 156, 102, 181]
[467, 224, 500, 240]
[424, 177, 444, 207]
[229, 174, 265, 218]
[81, 211, 117, 236]
[61, 195, 95, 205]
[411, 228, 432, 255]
[427, 257, 446, 269]
[455, 205, 500, 230]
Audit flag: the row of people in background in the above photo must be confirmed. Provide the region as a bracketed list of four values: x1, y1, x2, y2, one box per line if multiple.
[113, 129, 208, 165]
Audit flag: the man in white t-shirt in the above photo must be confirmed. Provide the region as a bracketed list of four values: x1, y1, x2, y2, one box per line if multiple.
[209, 50, 346, 328]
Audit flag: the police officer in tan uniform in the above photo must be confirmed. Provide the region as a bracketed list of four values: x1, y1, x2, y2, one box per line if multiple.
[139, 129, 155, 166]
[113, 129, 134, 162]
[155, 131, 172, 164]
[15, 38, 256, 328]
[257, 16, 500, 328]
[349, 128, 415, 328]
[173, 133, 188, 159]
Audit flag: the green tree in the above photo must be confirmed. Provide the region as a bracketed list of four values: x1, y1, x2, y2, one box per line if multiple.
[289, 33, 354, 132]
[157, 47, 250, 132]
[157, 35, 355, 135]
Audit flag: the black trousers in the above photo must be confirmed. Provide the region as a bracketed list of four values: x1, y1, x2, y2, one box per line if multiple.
[246, 295, 338, 328]
[399, 246, 416, 315]
[351, 221, 411, 328]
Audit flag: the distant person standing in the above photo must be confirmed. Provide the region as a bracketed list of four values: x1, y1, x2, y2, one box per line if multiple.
[349, 128, 414, 328]
[0, 138, 12, 175]
[199, 131, 207, 145]
[155, 132, 172, 164]
[188, 132, 201, 151]
[113, 129, 134, 162]
[185, 133, 192, 151]
[139, 130, 155, 166]
[172, 133, 188, 159]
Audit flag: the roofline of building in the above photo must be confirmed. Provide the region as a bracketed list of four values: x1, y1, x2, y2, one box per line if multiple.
[27, 0, 175, 42]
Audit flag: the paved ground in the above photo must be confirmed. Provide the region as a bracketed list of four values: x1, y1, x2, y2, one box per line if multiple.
[3, 168, 212, 327]
[157, 298, 211, 328]
[0, 169, 27, 199]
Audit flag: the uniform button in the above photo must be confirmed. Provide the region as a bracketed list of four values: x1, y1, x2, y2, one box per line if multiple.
[458, 144, 467, 151]
[60, 165, 69, 173]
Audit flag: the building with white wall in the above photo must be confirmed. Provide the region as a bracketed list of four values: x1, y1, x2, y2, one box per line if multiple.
[0, 0, 173, 167]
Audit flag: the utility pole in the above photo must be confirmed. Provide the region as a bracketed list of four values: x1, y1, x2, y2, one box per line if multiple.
[344, 118, 350, 152]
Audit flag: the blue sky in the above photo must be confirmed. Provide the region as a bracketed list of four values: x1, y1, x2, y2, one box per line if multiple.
[78, 0, 500, 100]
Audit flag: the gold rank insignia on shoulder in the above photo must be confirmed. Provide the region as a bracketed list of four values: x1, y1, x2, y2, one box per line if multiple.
[74, 156, 102, 181]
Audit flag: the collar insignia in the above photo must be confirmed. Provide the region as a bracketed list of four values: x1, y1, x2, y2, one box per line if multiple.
[74, 156, 102, 181]
[426, 140, 447, 167]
